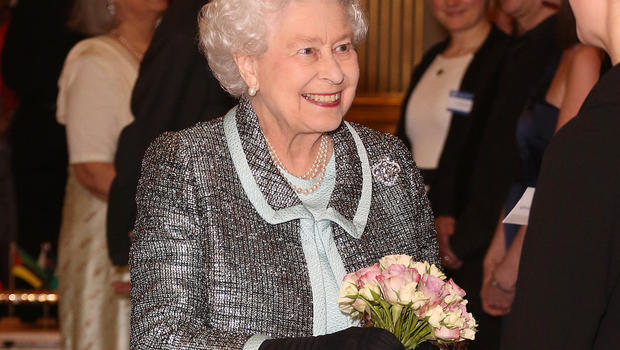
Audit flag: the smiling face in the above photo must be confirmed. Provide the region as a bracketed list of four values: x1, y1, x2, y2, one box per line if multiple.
[238, 0, 359, 136]
[431, 0, 488, 34]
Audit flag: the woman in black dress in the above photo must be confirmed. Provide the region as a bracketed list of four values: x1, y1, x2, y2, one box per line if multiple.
[501, 0, 620, 348]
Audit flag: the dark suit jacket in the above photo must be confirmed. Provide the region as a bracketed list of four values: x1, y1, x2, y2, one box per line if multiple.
[396, 25, 509, 218]
[501, 63, 620, 350]
[450, 16, 561, 260]
[106, 0, 236, 266]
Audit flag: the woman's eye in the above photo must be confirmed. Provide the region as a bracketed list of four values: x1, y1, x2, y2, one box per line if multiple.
[298, 48, 314, 55]
[335, 43, 352, 53]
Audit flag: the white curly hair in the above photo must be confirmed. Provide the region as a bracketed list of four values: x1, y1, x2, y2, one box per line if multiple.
[198, 0, 368, 97]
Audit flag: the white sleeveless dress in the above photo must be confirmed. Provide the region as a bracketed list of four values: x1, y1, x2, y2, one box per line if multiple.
[56, 35, 138, 350]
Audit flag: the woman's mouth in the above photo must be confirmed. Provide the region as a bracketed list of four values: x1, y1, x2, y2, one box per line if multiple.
[302, 92, 341, 107]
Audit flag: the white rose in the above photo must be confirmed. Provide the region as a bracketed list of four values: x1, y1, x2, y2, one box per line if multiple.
[429, 264, 446, 280]
[410, 291, 429, 310]
[443, 310, 465, 329]
[379, 255, 413, 269]
[461, 328, 476, 340]
[352, 297, 367, 313]
[426, 305, 446, 328]
[467, 312, 478, 327]
[398, 281, 419, 305]
[443, 293, 462, 305]
[411, 261, 430, 275]
[359, 283, 381, 301]
[337, 282, 359, 313]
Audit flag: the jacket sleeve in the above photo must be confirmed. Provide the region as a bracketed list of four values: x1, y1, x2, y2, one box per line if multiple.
[393, 136, 440, 267]
[129, 132, 249, 349]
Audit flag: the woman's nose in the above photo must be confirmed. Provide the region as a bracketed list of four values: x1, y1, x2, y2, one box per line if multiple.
[319, 53, 345, 85]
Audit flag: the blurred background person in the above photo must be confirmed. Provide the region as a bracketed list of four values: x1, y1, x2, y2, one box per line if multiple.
[436, 0, 561, 348]
[1, 0, 81, 274]
[480, 0, 608, 318]
[55, 0, 166, 348]
[106, 0, 236, 269]
[396, 1, 509, 348]
[501, 0, 620, 347]
[397, 0, 508, 195]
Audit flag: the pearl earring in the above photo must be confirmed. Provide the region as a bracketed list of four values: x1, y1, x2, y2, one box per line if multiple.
[248, 85, 258, 97]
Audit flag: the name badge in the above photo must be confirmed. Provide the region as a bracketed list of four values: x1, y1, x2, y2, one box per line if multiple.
[447, 90, 474, 115]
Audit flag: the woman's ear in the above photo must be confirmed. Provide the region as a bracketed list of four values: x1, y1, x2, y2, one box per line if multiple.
[234, 54, 259, 91]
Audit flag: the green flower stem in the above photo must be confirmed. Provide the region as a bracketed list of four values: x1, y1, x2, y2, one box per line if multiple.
[361, 297, 389, 329]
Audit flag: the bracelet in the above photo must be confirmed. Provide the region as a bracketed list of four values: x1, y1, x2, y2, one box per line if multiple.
[490, 273, 515, 293]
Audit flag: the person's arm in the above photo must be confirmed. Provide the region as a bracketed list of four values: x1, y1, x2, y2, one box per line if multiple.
[72, 162, 115, 201]
[554, 45, 602, 132]
[491, 225, 525, 292]
[130, 132, 251, 349]
[480, 217, 521, 317]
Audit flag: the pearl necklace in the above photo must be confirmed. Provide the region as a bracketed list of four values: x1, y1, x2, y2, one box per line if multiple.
[265, 134, 329, 194]
[110, 30, 144, 62]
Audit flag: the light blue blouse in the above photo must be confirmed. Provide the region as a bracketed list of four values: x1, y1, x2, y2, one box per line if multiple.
[222, 109, 372, 349]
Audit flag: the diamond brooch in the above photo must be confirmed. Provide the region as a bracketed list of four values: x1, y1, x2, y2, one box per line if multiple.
[371, 156, 401, 186]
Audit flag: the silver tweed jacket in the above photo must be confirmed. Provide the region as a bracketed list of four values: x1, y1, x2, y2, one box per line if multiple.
[130, 98, 439, 349]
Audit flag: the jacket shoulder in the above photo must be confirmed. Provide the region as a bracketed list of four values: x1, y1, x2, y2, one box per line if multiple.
[346, 122, 411, 160]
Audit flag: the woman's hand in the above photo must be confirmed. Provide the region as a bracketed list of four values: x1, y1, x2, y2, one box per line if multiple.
[258, 327, 404, 350]
[481, 214, 514, 315]
[435, 216, 463, 270]
[481, 267, 515, 316]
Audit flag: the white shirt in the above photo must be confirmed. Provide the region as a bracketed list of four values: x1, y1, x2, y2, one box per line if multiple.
[405, 53, 473, 170]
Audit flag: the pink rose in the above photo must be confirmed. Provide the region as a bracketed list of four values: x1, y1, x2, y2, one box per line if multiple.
[356, 264, 381, 288]
[435, 326, 461, 340]
[377, 265, 421, 304]
[419, 274, 446, 303]
[443, 278, 466, 298]
[355, 264, 382, 301]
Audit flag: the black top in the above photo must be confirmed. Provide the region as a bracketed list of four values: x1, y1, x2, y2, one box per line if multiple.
[501, 63, 620, 350]
[395, 25, 509, 218]
[450, 15, 562, 259]
[106, 0, 236, 266]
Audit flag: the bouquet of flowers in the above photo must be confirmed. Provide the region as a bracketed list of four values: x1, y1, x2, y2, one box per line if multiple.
[337, 255, 477, 349]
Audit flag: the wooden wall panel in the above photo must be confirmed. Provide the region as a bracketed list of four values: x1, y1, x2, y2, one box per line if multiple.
[348, 0, 425, 132]
[356, 0, 424, 94]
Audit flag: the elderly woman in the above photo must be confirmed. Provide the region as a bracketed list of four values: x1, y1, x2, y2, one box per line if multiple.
[129, 0, 438, 349]
[56, 0, 166, 349]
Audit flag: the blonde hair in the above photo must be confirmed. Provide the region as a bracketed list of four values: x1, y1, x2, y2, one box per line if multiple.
[68, 0, 117, 36]
[199, 0, 368, 97]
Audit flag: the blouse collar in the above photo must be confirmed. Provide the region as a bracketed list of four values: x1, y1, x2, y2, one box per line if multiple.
[224, 97, 372, 238]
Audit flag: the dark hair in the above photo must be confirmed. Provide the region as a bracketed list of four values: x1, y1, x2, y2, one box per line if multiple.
[67, 0, 117, 36]
[556, 0, 579, 50]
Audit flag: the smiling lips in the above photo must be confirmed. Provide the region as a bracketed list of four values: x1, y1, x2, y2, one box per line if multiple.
[302, 92, 341, 107]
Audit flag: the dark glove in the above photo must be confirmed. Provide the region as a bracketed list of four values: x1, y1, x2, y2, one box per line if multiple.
[258, 327, 405, 350]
